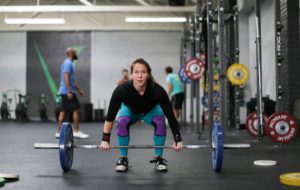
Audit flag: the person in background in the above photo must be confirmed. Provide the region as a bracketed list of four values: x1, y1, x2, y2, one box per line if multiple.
[117, 69, 130, 86]
[165, 66, 185, 121]
[56, 48, 89, 139]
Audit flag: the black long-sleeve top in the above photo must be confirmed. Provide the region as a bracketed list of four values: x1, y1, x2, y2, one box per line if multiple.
[105, 80, 182, 142]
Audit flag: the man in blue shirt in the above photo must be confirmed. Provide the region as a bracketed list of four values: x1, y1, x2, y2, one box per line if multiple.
[56, 48, 89, 139]
[165, 66, 185, 121]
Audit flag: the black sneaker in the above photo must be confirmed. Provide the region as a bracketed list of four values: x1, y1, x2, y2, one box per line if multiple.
[150, 156, 168, 172]
[115, 157, 129, 172]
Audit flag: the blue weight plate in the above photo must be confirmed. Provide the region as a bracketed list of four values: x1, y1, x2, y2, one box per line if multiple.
[179, 67, 191, 83]
[211, 123, 223, 172]
[201, 94, 208, 107]
[59, 123, 74, 172]
[201, 93, 220, 108]
[213, 92, 220, 108]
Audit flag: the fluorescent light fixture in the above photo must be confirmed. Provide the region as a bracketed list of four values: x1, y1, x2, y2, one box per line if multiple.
[4, 18, 65, 24]
[0, 6, 195, 13]
[78, 0, 94, 6]
[125, 17, 187, 23]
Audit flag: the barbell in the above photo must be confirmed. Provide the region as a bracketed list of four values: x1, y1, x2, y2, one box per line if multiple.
[34, 123, 250, 172]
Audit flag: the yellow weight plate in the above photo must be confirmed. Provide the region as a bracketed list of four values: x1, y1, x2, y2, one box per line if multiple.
[227, 63, 249, 85]
[201, 82, 220, 92]
[213, 73, 220, 80]
[280, 172, 300, 187]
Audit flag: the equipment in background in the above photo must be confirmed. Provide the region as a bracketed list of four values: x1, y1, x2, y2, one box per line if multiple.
[178, 67, 191, 84]
[54, 94, 62, 122]
[227, 63, 249, 85]
[0, 173, 19, 180]
[1, 92, 11, 120]
[265, 112, 298, 143]
[184, 58, 205, 80]
[245, 112, 268, 137]
[280, 172, 300, 187]
[39, 93, 49, 122]
[253, 160, 277, 166]
[246, 96, 276, 116]
[15, 93, 30, 122]
[94, 109, 105, 122]
[80, 103, 93, 122]
[245, 111, 297, 143]
[0, 173, 19, 187]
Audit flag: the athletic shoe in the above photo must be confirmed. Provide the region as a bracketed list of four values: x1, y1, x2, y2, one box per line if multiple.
[115, 157, 129, 172]
[55, 132, 60, 138]
[150, 156, 168, 172]
[73, 131, 89, 139]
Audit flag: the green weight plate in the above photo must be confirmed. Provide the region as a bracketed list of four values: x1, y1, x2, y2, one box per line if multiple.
[0, 177, 5, 187]
[0, 173, 19, 180]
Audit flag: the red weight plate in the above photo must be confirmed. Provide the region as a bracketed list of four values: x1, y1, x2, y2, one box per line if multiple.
[245, 112, 267, 137]
[266, 112, 298, 143]
[184, 58, 205, 80]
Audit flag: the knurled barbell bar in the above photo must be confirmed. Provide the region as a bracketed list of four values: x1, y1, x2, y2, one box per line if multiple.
[34, 123, 250, 172]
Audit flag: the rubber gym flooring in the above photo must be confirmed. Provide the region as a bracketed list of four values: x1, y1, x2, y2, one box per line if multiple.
[0, 121, 299, 190]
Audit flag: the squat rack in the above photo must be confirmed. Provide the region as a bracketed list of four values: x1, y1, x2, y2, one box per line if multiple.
[180, 0, 241, 136]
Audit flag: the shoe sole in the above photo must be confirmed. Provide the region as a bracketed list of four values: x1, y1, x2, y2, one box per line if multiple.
[73, 136, 89, 139]
[115, 169, 128, 172]
[156, 168, 168, 172]
[155, 165, 168, 172]
[115, 167, 128, 172]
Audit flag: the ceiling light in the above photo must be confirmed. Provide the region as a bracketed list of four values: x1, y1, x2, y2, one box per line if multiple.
[125, 17, 187, 23]
[0, 6, 195, 13]
[4, 18, 66, 24]
[78, 0, 94, 6]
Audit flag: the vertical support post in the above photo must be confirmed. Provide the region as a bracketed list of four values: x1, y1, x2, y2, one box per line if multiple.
[233, 3, 240, 130]
[206, 0, 214, 133]
[255, 0, 264, 141]
[218, 0, 227, 131]
[277, 0, 300, 113]
[189, 16, 195, 129]
[180, 32, 188, 125]
[194, 1, 202, 133]
[274, 0, 281, 112]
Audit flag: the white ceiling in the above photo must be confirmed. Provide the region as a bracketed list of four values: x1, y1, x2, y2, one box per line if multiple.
[0, 0, 197, 31]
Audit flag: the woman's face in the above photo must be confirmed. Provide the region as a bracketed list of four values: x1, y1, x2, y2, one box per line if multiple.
[131, 63, 149, 88]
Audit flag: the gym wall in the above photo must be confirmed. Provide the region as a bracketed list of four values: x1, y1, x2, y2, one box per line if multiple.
[91, 31, 181, 112]
[246, 0, 276, 101]
[26, 32, 91, 118]
[0, 32, 26, 119]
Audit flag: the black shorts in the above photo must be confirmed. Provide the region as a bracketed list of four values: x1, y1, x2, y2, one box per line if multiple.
[171, 92, 184, 110]
[60, 94, 80, 112]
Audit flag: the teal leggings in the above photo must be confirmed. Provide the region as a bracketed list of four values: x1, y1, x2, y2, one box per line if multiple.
[116, 103, 167, 157]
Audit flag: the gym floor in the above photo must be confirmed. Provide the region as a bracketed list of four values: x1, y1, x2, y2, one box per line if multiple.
[0, 121, 299, 190]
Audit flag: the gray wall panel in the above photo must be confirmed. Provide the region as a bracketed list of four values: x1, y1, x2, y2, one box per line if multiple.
[91, 31, 181, 112]
[247, 0, 275, 100]
[0, 32, 26, 118]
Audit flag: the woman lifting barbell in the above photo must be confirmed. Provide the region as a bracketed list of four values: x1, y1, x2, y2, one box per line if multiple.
[100, 58, 183, 172]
